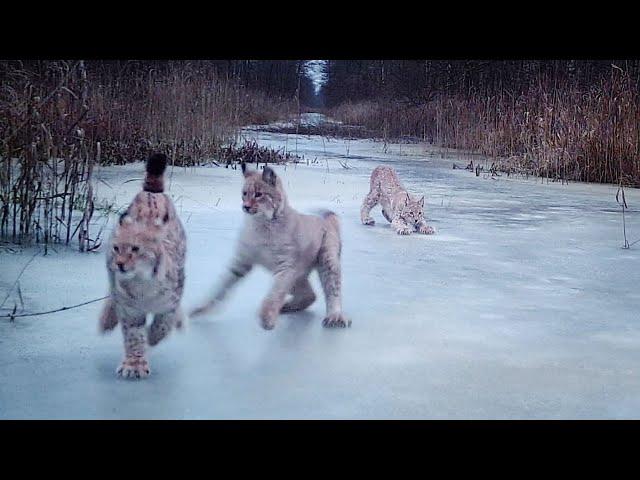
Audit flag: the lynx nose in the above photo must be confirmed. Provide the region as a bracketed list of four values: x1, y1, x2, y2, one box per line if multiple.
[243, 205, 251, 213]
[117, 262, 126, 273]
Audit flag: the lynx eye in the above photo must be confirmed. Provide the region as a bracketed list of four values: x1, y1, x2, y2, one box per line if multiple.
[113, 246, 119, 252]
[255, 192, 263, 198]
[131, 246, 140, 252]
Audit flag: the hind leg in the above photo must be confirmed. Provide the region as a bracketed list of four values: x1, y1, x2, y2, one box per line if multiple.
[147, 307, 184, 346]
[317, 238, 350, 328]
[360, 190, 379, 226]
[117, 307, 150, 379]
[281, 276, 317, 313]
[259, 270, 297, 330]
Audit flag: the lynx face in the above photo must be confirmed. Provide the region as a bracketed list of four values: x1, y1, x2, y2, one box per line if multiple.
[109, 227, 160, 280]
[400, 195, 425, 227]
[241, 165, 283, 220]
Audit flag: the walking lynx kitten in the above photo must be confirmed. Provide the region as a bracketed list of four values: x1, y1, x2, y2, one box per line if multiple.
[361, 166, 435, 235]
[98, 153, 187, 379]
[191, 163, 349, 330]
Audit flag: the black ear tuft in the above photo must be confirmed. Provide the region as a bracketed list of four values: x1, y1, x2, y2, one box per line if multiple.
[118, 209, 130, 225]
[262, 166, 277, 186]
[147, 153, 167, 176]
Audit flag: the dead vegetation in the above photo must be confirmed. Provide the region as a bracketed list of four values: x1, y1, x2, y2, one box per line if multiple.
[255, 121, 376, 140]
[0, 61, 296, 247]
[326, 63, 640, 187]
[202, 140, 303, 168]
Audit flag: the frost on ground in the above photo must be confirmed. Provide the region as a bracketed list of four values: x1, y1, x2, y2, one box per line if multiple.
[1, 128, 640, 419]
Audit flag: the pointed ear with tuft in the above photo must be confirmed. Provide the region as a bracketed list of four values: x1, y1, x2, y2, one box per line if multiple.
[262, 166, 277, 187]
[118, 210, 133, 226]
[404, 193, 410, 206]
[419, 196, 424, 207]
[241, 161, 248, 176]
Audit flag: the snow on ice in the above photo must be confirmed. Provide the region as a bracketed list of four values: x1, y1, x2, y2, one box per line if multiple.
[1, 127, 639, 419]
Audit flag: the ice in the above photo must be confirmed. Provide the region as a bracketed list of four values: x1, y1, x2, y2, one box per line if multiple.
[1, 127, 639, 419]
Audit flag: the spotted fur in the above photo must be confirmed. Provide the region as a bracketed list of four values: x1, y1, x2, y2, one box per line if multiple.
[190, 163, 349, 330]
[98, 153, 186, 379]
[361, 166, 435, 235]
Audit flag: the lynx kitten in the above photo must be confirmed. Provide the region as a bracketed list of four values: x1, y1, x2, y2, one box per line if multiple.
[361, 166, 435, 235]
[98, 153, 186, 379]
[191, 163, 349, 330]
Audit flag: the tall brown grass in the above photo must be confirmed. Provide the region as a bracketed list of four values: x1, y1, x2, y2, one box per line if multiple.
[0, 60, 294, 247]
[328, 68, 640, 186]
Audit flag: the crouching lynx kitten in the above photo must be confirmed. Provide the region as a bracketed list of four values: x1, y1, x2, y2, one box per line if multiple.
[98, 153, 186, 379]
[361, 166, 435, 235]
[191, 163, 350, 330]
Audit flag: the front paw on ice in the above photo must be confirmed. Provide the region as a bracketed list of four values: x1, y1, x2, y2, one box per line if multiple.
[322, 313, 351, 328]
[117, 357, 151, 379]
[260, 316, 277, 330]
[418, 225, 435, 234]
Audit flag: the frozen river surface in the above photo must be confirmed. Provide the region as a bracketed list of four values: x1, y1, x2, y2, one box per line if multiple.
[1, 128, 639, 419]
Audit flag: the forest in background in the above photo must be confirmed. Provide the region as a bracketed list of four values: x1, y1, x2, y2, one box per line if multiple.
[322, 60, 640, 186]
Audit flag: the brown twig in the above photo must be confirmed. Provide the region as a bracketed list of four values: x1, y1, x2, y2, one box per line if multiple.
[1, 295, 109, 321]
[0, 248, 40, 310]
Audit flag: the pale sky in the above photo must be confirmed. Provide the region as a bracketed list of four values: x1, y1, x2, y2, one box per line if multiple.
[304, 60, 327, 95]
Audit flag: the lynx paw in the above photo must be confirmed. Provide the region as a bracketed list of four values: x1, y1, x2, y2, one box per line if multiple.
[259, 301, 280, 330]
[322, 313, 351, 328]
[418, 224, 435, 235]
[362, 218, 375, 226]
[396, 226, 412, 235]
[260, 316, 277, 330]
[117, 356, 150, 379]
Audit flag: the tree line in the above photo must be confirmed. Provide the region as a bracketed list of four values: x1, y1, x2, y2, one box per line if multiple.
[322, 60, 640, 186]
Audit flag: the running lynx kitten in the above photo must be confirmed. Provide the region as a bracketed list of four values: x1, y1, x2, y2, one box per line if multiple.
[190, 163, 349, 330]
[361, 166, 435, 235]
[98, 153, 186, 379]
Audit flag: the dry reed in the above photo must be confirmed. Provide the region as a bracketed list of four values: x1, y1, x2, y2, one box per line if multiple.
[0, 60, 294, 248]
[328, 67, 640, 186]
